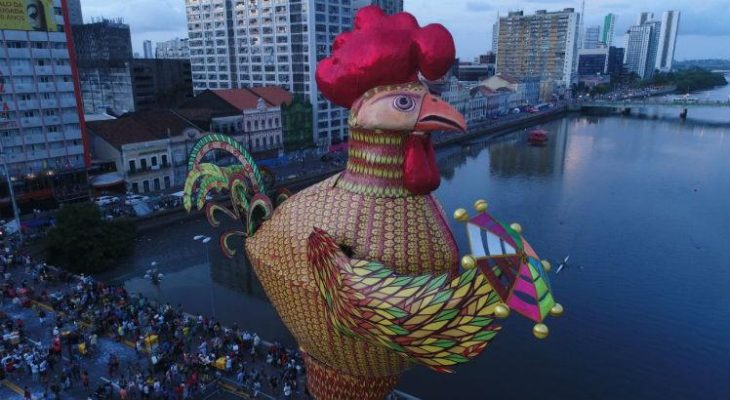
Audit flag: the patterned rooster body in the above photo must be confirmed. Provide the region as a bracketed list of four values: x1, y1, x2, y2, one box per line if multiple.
[184, 6, 560, 400]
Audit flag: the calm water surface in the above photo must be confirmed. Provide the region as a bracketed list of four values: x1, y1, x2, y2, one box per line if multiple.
[99, 81, 730, 399]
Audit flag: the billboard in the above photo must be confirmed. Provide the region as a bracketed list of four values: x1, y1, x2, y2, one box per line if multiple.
[0, 0, 58, 32]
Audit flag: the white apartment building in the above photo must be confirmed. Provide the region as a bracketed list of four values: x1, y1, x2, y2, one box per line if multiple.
[186, 0, 394, 147]
[655, 11, 680, 72]
[625, 21, 660, 79]
[495, 9, 580, 87]
[155, 38, 191, 59]
[352, 0, 402, 14]
[0, 0, 87, 178]
[583, 25, 600, 49]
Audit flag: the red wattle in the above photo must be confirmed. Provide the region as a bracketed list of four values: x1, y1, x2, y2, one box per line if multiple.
[403, 134, 440, 195]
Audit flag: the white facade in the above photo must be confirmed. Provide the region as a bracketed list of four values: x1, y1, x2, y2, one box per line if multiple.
[155, 38, 191, 60]
[352, 0, 402, 14]
[625, 21, 660, 79]
[185, 0, 356, 146]
[655, 11, 680, 72]
[0, 1, 86, 177]
[583, 25, 600, 49]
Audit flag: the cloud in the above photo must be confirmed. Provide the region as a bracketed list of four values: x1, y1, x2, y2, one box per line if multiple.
[465, 2, 492, 12]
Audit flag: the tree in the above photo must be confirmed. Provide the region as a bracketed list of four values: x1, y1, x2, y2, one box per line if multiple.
[45, 204, 136, 274]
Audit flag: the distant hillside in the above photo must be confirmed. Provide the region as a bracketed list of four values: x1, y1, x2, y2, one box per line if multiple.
[674, 59, 730, 71]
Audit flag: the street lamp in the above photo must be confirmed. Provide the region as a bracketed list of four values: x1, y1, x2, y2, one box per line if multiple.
[193, 235, 214, 318]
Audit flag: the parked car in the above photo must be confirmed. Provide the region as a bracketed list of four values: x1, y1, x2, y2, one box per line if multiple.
[125, 194, 150, 206]
[94, 196, 119, 206]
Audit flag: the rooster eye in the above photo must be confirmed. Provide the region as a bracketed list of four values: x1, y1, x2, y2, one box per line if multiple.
[393, 96, 416, 112]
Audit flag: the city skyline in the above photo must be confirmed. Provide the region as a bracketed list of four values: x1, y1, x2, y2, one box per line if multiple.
[78, 0, 729, 61]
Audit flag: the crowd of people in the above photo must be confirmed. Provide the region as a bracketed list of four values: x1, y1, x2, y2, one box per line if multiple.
[0, 244, 309, 400]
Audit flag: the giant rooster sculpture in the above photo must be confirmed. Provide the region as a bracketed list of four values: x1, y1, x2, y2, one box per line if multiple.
[184, 6, 562, 400]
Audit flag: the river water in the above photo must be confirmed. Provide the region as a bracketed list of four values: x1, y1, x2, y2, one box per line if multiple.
[98, 77, 730, 400]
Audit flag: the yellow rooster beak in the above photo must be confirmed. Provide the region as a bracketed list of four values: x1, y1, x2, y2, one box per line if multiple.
[414, 94, 467, 133]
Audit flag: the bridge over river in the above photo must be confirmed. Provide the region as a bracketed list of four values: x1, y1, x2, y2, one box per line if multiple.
[575, 97, 730, 119]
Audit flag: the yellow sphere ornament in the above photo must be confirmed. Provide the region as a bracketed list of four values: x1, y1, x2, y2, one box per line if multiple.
[510, 223, 522, 234]
[461, 255, 477, 270]
[454, 208, 469, 222]
[494, 304, 510, 319]
[533, 323, 549, 339]
[550, 303, 564, 317]
[474, 199, 488, 213]
[541, 259, 552, 272]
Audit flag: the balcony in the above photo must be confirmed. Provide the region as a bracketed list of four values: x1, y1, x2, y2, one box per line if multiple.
[31, 48, 51, 59]
[45, 116, 61, 125]
[20, 117, 43, 127]
[4, 31, 27, 41]
[61, 113, 79, 124]
[27, 151, 49, 161]
[40, 99, 58, 109]
[48, 32, 66, 42]
[6, 48, 30, 58]
[64, 130, 81, 141]
[5, 153, 26, 163]
[17, 100, 39, 110]
[1, 137, 23, 147]
[24, 134, 45, 145]
[10, 65, 33, 76]
[13, 83, 36, 93]
[50, 49, 69, 59]
[37, 82, 56, 92]
[49, 148, 67, 158]
[46, 132, 64, 142]
[55, 66, 72, 75]
[66, 145, 84, 155]
[56, 82, 74, 92]
[35, 66, 54, 75]
[59, 97, 76, 108]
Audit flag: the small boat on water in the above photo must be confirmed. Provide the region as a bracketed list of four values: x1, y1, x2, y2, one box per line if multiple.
[528, 129, 549, 146]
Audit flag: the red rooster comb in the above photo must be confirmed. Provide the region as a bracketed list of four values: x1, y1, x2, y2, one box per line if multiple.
[316, 5, 456, 109]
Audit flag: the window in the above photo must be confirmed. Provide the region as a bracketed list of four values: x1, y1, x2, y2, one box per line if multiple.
[164, 176, 171, 189]
[143, 181, 150, 192]
[132, 182, 139, 193]
[128, 160, 136, 172]
[151, 156, 158, 166]
[161, 155, 168, 166]
[154, 178, 160, 191]
[141, 158, 148, 170]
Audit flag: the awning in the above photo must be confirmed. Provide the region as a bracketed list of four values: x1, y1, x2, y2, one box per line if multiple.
[90, 172, 125, 188]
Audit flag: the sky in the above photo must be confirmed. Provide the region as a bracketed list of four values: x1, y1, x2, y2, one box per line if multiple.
[79, 0, 730, 61]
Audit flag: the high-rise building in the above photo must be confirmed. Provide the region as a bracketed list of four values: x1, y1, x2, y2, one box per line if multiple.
[67, 0, 84, 25]
[352, 0, 402, 14]
[131, 59, 193, 111]
[143, 40, 153, 59]
[0, 0, 90, 201]
[655, 10, 680, 72]
[495, 9, 580, 87]
[624, 21, 661, 79]
[73, 18, 135, 115]
[636, 12, 653, 25]
[185, 0, 357, 145]
[583, 25, 600, 49]
[155, 38, 190, 59]
[601, 13, 616, 47]
[606, 46, 624, 76]
[492, 19, 499, 53]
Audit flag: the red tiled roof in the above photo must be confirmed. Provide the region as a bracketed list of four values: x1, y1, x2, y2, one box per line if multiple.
[211, 86, 293, 110]
[88, 110, 199, 150]
[247, 87, 293, 106]
[495, 73, 522, 84]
